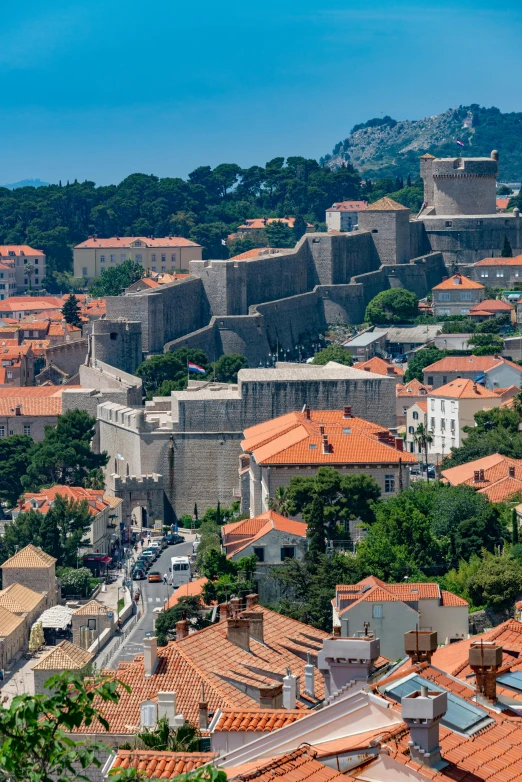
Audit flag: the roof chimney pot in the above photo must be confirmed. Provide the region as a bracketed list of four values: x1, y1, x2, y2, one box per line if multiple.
[402, 688, 447, 768]
[176, 619, 189, 640]
[227, 618, 250, 652]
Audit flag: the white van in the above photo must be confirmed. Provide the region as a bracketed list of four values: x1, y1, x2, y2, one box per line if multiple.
[170, 556, 191, 588]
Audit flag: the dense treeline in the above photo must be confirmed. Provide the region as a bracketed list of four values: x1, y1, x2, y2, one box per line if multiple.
[0, 157, 425, 292]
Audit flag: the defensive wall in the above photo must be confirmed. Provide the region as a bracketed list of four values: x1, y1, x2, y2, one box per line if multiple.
[420, 152, 499, 216]
[421, 213, 522, 267]
[43, 339, 88, 377]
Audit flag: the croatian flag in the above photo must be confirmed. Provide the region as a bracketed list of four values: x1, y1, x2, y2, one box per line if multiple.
[188, 361, 205, 374]
[456, 139, 465, 147]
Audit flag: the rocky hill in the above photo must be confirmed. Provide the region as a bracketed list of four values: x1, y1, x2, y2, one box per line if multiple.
[323, 105, 522, 182]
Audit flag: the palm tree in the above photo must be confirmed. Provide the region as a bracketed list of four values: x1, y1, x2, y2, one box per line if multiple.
[413, 423, 433, 482]
[135, 716, 200, 751]
[25, 262, 35, 291]
[268, 486, 291, 517]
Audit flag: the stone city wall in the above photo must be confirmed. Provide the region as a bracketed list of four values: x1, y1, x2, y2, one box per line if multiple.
[44, 339, 88, 376]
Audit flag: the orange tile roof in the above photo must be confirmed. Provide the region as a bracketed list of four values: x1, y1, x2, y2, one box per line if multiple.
[327, 201, 368, 212]
[236, 217, 313, 231]
[432, 273, 484, 291]
[0, 605, 26, 637]
[0, 245, 45, 257]
[415, 400, 428, 412]
[228, 248, 289, 261]
[111, 751, 217, 779]
[496, 197, 511, 210]
[366, 197, 409, 211]
[430, 378, 500, 399]
[20, 486, 109, 516]
[224, 512, 307, 558]
[74, 236, 200, 249]
[475, 255, 522, 266]
[32, 640, 94, 671]
[441, 454, 522, 502]
[77, 605, 328, 734]
[469, 299, 513, 313]
[0, 385, 75, 398]
[356, 356, 404, 377]
[73, 600, 112, 616]
[214, 709, 305, 732]
[1, 544, 56, 569]
[242, 410, 416, 466]
[423, 354, 522, 374]
[226, 747, 348, 782]
[164, 577, 209, 610]
[0, 583, 46, 614]
[440, 590, 469, 607]
[336, 576, 466, 616]
[431, 618, 522, 676]
[396, 379, 431, 397]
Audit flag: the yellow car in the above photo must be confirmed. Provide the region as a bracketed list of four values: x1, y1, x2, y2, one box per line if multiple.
[148, 571, 162, 583]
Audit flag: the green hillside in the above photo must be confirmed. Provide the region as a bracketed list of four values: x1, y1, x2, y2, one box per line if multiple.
[323, 105, 522, 182]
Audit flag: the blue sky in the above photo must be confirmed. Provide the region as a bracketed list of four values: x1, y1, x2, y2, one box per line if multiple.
[1, 0, 521, 185]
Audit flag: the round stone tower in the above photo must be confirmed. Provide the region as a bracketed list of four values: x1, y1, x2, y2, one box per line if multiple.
[431, 150, 498, 216]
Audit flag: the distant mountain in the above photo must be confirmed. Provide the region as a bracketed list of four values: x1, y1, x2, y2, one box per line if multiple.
[3, 178, 50, 190]
[323, 105, 522, 182]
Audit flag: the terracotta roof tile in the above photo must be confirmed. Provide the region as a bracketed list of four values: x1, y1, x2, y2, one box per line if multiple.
[110, 750, 216, 779]
[442, 454, 522, 502]
[227, 747, 349, 782]
[32, 640, 94, 671]
[0, 605, 25, 636]
[1, 544, 56, 569]
[431, 618, 522, 676]
[357, 356, 404, 377]
[214, 709, 305, 732]
[20, 486, 109, 516]
[327, 200, 368, 212]
[164, 577, 209, 610]
[475, 255, 522, 267]
[73, 600, 112, 617]
[0, 245, 45, 257]
[74, 236, 200, 249]
[396, 379, 431, 397]
[440, 590, 469, 607]
[0, 583, 45, 614]
[366, 197, 409, 211]
[430, 378, 500, 399]
[224, 512, 307, 557]
[424, 355, 522, 375]
[433, 273, 484, 291]
[469, 299, 513, 313]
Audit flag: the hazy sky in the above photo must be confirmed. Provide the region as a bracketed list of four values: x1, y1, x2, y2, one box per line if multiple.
[1, 0, 521, 185]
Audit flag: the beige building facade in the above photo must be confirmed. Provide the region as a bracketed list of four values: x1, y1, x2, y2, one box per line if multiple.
[73, 236, 202, 280]
[0, 245, 46, 293]
[0, 545, 57, 609]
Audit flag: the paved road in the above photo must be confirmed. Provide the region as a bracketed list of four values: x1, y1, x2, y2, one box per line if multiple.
[112, 539, 193, 665]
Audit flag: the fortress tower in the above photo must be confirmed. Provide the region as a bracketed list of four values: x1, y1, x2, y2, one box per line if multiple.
[358, 197, 410, 264]
[420, 150, 498, 215]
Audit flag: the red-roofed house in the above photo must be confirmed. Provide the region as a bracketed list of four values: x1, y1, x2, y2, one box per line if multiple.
[405, 401, 427, 455]
[326, 201, 368, 232]
[241, 408, 417, 517]
[396, 378, 431, 425]
[432, 273, 484, 317]
[422, 353, 522, 390]
[73, 236, 202, 280]
[473, 254, 522, 289]
[441, 453, 522, 503]
[356, 356, 404, 380]
[468, 298, 515, 323]
[12, 486, 122, 556]
[232, 217, 313, 241]
[0, 245, 46, 294]
[333, 577, 468, 659]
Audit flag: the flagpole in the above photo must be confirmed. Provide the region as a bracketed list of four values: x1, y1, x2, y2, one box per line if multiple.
[187, 359, 189, 388]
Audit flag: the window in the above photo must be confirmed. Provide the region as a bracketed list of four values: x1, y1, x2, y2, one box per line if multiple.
[460, 292, 472, 301]
[6, 371, 12, 379]
[151, 254, 156, 262]
[87, 619, 96, 630]
[35, 278, 38, 285]
[161, 266, 166, 272]
[280, 546, 295, 561]
[441, 419, 446, 431]
[110, 254, 115, 262]
[438, 292, 451, 301]
[253, 547, 264, 562]
[496, 271, 504, 278]
[171, 254, 176, 265]
[0, 426, 4, 437]
[402, 406, 408, 414]
[450, 419, 455, 432]
[384, 475, 395, 493]
[430, 399, 435, 411]
[23, 424, 31, 436]
[151, 266, 156, 272]
[445, 221, 452, 227]
[427, 376, 433, 386]
[442, 376, 447, 384]
[100, 256, 105, 263]
[430, 417, 435, 428]
[136, 254, 142, 263]
[441, 400, 445, 413]
[34, 258, 38, 265]
[412, 411, 419, 420]
[161, 254, 166, 262]
[82, 267, 88, 277]
[480, 271, 489, 278]
[372, 604, 383, 619]
[460, 308, 470, 315]
[120, 253, 126, 262]
[408, 426, 414, 434]
[451, 401, 456, 413]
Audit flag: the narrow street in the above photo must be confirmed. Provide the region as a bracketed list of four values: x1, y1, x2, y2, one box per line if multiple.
[111, 539, 193, 666]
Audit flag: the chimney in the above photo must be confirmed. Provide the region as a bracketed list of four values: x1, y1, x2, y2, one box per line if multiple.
[246, 593, 259, 609]
[15, 405, 21, 416]
[157, 692, 176, 725]
[230, 596, 242, 615]
[199, 684, 209, 730]
[140, 699, 157, 728]
[144, 636, 158, 677]
[319, 424, 325, 435]
[479, 469, 485, 481]
[473, 470, 480, 483]
[17, 498, 24, 510]
[395, 437, 404, 452]
[241, 611, 264, 643]
[509, 465, 515, 478]
[227, 618, 250, 652]
[402, 686, 447, 768]
[219, 602, 230, 621]
[343, 406, 352, 418]
[304, 652, 315, 698]
[386, 366, 396, 375]
[322, 434, 330, 454]
[317, 636, 380, 698]
[259, 683, 283, 708]
[333, 625, 341, 637]
[176, 619, 189, 640]
[469, 640, 503, 702]
[404, 631, 438, 665]
[282, 669, 297, 710]
[304, 406, 311, 420]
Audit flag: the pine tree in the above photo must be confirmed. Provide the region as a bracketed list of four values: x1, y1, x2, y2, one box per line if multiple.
[194, 503, 198, 522]
[293, 214, 308, 243]
[407, 174, 412, 188]
[307, 495, 326, 557]
[216, 501, 221, 525]
[39, 511, 62, 561]
[501, 235, 513, 258]
[513, 509, 519, 545]
[62, 294, 82, 327]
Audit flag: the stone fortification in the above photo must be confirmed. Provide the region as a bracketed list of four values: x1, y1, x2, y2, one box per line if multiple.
[421, 213, 522, 267]
[420, 151, 498, 215]
[98, 362, 397, 519]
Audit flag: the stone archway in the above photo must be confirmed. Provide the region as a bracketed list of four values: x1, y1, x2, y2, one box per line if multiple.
[107, 473, 169, 541]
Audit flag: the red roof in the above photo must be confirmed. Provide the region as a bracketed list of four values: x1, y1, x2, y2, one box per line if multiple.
[432, 273, 484, 291]
[356, 356, 404, 378]
[242, 410, 417, 466]
[475, 255, 522, 266]
[396, 379, 431, 397]
[214, 709, 305, 732]
[496, 197, 511, 210]
[423, 354, 522, 374]
[335, 576, 467, 616]
[0, 245, 45, 257]
[469, 299, 513, 314]
[223, 511, 307, 557]
[74, 236, 200, 249]
[430, 378, 500, 399]
[441, 454, 522, 502]
[326, 201, 368, 212]
[20, 486, 114, 516]
[110, 751, 217, 779]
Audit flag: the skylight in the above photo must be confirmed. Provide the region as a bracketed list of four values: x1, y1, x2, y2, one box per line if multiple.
[498, 671, 522, 692]
[380, 673, 492, 736]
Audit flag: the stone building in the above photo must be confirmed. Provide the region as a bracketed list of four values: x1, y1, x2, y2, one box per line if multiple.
[422, 354, 522, 390]
[472, 255, 522, 288]
[420, 151, 498, 216]
[240, 407, 417, 518]
[325, 200, 368, 232]
[32, 640, 94, 694]
[97, 363, 398, 527]
[0, 606, 26, 671]
[72, 600, 115, 650]
[0, 386, 74, 441]
[0, 583, 46, 639]
[0, 545, 57, 609]
[431, 273, 484, 317]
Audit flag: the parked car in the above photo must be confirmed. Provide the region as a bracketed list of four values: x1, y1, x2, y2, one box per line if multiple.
[148, 571, 162, 583]
[132, 567, 146, 580]
[137, 557, 152, 570]
[142, 549, 159, 561]
[165, 534, 185, 545]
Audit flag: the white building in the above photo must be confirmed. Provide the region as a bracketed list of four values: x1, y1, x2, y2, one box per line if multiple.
[326, 201, 368, 232]
[0, 245, 46, 294]
[405, 401, 427, 455]
[426, 378, 503, 462]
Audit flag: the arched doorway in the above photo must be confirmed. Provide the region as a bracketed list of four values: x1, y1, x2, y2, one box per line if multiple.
[131, 505, 148, 532]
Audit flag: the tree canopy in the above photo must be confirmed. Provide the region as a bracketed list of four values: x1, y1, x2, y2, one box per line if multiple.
[311, 345, 353, 366]
[364, 288, 419, 325]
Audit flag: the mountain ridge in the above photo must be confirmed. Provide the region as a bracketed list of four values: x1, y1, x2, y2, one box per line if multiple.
[323, 105, 522, 182]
